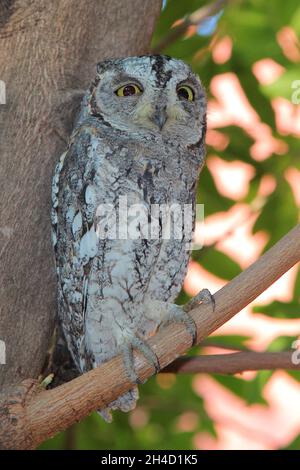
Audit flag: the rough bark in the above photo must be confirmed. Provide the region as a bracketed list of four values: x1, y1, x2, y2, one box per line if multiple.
[0, 0, 162, 389]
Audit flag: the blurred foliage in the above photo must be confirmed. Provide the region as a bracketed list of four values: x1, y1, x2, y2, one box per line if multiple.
[40, 0, 300, 450]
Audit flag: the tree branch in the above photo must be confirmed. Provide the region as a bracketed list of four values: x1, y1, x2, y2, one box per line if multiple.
[152, 0, 228, 54]
[163, 351, 300, 375]
[1, 223, 299, 449]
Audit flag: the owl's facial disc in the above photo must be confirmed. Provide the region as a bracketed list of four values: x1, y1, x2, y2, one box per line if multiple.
[93, 56, 206, 144]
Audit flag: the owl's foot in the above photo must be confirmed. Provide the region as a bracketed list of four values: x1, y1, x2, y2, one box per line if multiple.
[183, 288, 215, 313]
[159, 304, 198, 346]
[152, 289, 215, 347]
[98, 388, 139, 423]
[121, 334, 160, 384]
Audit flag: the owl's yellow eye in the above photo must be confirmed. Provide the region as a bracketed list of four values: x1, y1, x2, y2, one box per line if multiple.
[177, 85, 194, 101]
[115, 84, 143, 97]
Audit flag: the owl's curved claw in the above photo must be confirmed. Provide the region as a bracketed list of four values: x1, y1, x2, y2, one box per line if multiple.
[156, 289, 215, 347]
[122, 335, 160, 385]
[160, 304, 198, 346]
[184, 288, 215, 313]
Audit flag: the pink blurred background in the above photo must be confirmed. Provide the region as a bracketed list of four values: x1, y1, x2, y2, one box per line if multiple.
[183, 30, 300, 449]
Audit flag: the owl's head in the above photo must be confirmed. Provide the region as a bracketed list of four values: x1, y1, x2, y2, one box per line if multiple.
[86, 55, 206, 146]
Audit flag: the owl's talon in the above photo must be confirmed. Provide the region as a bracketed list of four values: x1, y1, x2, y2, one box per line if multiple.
[184, 288, 215, 313]
[122, 334, 160, 384]
[161, 305, 197, 346]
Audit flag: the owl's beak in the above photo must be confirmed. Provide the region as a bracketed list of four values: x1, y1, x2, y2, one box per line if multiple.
[151, 106, 168, 130]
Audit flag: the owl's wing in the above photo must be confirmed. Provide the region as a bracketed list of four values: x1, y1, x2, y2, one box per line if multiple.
[51, 125, 106, 370]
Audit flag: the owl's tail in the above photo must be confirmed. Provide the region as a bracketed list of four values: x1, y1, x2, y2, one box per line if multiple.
[97, 387, 139, 423]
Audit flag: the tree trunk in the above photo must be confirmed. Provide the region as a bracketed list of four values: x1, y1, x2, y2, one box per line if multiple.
[0, 0, 162, 389]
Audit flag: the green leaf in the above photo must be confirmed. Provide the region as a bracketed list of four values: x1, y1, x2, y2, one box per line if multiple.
[253, 301, 300, 319]
[193, 247, 241, 280]
[267, 335, 298, 352]
[164, 35, 207, 61]
[203, 335, 252, 350]
[294, 268, 300, 301]
[197, 166, 234, 215]
[212, 374, 268, 405]
[152, 0, 207, 47]
[283, 433, 300, 450]
[216, 126, 254, 164]
[261, 67, 300, 101]
[287, 370, 300, 383]
[253, 179, 299, 250]
[176, 289, 191, 305]
[291, 5, 300, 34]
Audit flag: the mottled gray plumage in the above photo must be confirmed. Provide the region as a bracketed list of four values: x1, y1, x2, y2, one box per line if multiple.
[51, 55, 207, 421]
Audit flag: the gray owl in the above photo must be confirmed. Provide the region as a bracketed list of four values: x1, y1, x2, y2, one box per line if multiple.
[51, 55, 208, 422]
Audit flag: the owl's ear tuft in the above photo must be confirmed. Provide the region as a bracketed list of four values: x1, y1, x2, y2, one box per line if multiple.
[96, 60, 109, 76]
[96, 58, 120, 76]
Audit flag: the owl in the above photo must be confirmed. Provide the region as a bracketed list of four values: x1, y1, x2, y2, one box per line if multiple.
[51, 55, 208, 421]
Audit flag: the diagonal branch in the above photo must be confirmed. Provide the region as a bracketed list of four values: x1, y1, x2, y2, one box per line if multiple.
[1, 224, 300, 449]
[152, 0, 228, 54]
[163, 351, 300, 375]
